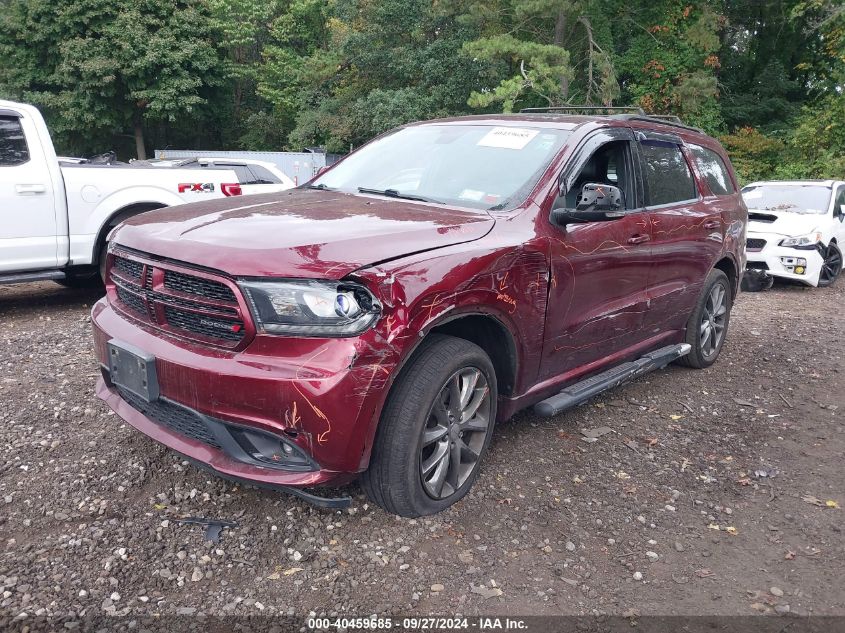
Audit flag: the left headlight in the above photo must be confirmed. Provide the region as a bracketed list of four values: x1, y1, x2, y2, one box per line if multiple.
[240, 279, 381, 337]
[780, 232, 822, 249]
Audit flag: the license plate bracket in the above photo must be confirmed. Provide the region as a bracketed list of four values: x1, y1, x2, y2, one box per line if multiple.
[107, 340, 159, 402]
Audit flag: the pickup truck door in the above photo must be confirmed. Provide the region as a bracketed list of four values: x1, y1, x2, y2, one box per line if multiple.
[0, 109, 59, 272]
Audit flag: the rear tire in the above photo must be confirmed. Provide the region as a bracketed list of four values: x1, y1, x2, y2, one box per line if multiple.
[361, 335, 497, 517]
[677, 269, 732, 369]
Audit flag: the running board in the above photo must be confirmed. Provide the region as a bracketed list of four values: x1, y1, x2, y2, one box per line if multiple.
[534, 343, 691, 418]
[0, 269, 65, 286]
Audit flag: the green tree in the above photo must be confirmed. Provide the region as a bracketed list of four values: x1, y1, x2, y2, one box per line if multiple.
[0, 0, 224, 158]
[461, 0, 619, 111]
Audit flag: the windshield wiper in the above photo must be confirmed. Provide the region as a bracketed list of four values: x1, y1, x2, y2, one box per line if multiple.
[357, 187, 442, 204]
[305, 183, 336, 191]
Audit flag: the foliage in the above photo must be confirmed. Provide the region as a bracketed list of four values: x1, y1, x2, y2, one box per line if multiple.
[0, 0, 842, 176]
[0, 0, 224, 158]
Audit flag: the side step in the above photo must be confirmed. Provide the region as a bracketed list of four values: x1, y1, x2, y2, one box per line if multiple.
[534, 343, 691, 418]
[0, 269, 65, 286]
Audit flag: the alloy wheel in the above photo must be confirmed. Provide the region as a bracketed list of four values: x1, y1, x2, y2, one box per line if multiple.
[419, 367, 492, 500]
[699, 282, 727, 360]
[820, 245, 842, 285]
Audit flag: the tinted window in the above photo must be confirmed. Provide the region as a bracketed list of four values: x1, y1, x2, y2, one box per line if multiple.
[249, 165, 281, 184]
[0, 116, 30, 166]
[689, 144, 735, 196]
[215, 163, 256, 184]
[640, 142, 696, 206]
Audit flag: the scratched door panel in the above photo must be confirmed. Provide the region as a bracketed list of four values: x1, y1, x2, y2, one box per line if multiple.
[542, 212, 652, 378]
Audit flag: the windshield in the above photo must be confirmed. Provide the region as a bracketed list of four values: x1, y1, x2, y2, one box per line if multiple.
[312, 124, 570, 210]
[741, 184, 832, 214]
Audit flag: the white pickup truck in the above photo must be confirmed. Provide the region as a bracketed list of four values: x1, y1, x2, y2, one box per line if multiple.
[0, 100, 244, 286]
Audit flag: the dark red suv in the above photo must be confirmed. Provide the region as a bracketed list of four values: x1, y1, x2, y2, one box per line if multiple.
[91, 113, 747, 516]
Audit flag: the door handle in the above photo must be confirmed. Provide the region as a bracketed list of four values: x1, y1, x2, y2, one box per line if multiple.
[703, 220, 721, 229]
[627, 234, 651, 245]
[15, 184, 47, 195]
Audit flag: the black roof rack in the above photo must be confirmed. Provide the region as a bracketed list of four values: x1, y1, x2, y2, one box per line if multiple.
[519, 105, 703, 133]
[521, 106, 645, 115]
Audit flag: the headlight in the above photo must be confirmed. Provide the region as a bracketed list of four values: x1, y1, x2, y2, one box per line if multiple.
[239, 279, 381, 337]
[780, 232, 822, 248]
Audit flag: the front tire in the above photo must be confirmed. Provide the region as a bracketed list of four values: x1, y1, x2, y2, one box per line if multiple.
[677, 269, 732, 369]
[818, 243, 842, 288]
[361, 335, 497, 517]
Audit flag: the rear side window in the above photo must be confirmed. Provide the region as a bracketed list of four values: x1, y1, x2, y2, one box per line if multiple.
[249, 165, 281, 184]
[689, 144, 735, 196]
[215, 163, 256, 184]
[640, 142, 696, 206]
[0, 116, 30, 166]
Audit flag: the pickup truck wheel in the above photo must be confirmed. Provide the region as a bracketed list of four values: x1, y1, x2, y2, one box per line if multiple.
[818, 243, 842, 288]
[677, 269, 732, 369]
[361, 335, 497, 517]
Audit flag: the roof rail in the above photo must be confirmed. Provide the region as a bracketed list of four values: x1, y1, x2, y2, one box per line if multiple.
[520, 106, 646, 115]
[613, 114, 704, 133]
[519, 106, 704, 133]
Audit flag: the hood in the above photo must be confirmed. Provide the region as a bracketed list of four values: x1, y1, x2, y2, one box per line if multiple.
[113, 189, 495, 278]
[746, 208, 821, 237]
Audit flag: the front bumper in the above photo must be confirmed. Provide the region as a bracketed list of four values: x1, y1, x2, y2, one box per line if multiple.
[92, 298, 399, 488]
[746, 233, 824, 286]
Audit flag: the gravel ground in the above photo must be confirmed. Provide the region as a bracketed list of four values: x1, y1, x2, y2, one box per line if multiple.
[0, 280, 843, 621]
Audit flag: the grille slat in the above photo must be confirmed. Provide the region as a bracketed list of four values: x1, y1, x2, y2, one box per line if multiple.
[165, 270, 237, 303]
[116, 286, 146, 316]
[117, 387, 222, 450]
[110, 253, 247, 347]
[746, 238, 766, 251]
[114, 256, 143, 280]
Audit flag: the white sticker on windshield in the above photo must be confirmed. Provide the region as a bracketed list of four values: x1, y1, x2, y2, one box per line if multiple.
[458, 189, 485, 201]
[478, 127, 539, 150]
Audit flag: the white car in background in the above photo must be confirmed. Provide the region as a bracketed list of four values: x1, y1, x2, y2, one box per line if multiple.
[743, 180, 845, 288]
[143, 157, 295, 195]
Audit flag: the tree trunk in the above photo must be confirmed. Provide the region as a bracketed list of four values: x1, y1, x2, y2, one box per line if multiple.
[554, 9, 569, 102]
[133, 111, 147, 160]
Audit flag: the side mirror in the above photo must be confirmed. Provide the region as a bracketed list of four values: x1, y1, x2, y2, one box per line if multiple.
[551, 183, 626, 226]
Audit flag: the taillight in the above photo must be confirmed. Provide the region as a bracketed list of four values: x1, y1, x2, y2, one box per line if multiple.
[222, 183, 242, 197]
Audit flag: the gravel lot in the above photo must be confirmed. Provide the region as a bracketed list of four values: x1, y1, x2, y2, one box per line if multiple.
[0, 280, 843, 621]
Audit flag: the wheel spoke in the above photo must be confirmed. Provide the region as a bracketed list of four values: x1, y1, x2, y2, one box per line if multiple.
[458, 369, 480, 409]
[458, 437, 479, 463]
[422, 425, 448, 446]
[701, 324, 712, 350]
[446, 440, 461, 490]
[460, 416, 489, 433]
[431, 398, 450, 426]
[421, 441, 448, 476]
[426, 449, 450, 497]
[448, 375, 462, 413]
[461, 386, 488, 423]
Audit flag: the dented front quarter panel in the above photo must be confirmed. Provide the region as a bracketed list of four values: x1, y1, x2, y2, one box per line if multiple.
[345, 207, 551, 466]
